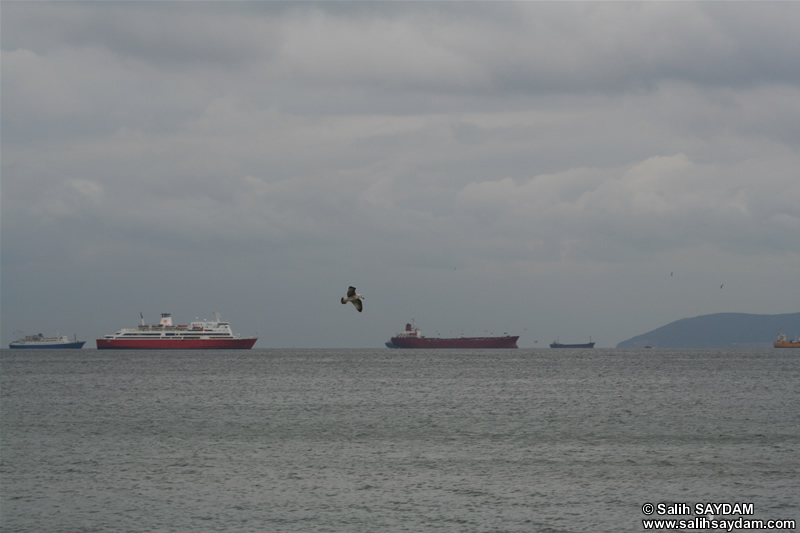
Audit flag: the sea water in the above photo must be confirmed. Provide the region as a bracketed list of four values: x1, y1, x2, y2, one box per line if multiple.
[1, 348, 798, 532]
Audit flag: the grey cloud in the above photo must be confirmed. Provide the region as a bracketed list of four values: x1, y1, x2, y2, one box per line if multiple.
[1, 2, 277, 69]
[3, 2, 800, 347]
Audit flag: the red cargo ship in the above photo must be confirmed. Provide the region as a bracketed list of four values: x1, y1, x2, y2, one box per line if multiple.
[386, 320, 518, 349]
[97, 312, 257, 350]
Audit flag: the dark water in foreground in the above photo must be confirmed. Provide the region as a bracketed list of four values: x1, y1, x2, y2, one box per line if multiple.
[1, 348, 798, 532]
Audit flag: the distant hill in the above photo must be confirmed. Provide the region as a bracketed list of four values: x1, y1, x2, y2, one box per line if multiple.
[616, 312, 800, 349]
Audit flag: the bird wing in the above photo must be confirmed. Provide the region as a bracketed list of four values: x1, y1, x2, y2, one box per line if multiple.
[347, 286, 357, 298]
[352, 299, 363, 312]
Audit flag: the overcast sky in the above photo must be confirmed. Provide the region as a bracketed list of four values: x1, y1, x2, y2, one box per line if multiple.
[2, 2, 799, 348]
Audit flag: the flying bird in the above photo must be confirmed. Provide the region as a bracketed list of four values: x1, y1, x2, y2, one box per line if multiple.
[341, 286, 364, 312]
[720, 284, 724, 289]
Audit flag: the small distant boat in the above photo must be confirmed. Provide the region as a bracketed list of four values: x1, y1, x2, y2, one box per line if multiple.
[550, 337, 595, 349]
[773, 333, 800, 348]
[9, 331, 85, 349]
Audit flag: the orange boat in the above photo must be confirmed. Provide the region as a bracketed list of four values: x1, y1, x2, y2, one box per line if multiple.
[773, 333, 800, 348]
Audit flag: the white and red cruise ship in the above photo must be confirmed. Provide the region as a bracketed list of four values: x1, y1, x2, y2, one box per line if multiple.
[96, 312, 257, 350]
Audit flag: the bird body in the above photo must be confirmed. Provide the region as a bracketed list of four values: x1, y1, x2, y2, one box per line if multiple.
[341, 286, 364, 312]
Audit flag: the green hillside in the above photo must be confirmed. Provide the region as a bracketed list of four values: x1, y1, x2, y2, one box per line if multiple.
[616, 312, 800, 349]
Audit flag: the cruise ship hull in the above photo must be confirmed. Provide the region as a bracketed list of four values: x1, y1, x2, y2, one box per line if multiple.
[96, 338, 256, 350]
[388, 336, 519, 349]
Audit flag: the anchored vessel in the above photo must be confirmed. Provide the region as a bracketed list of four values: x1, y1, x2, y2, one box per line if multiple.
[9, 332, 85, 349]
[386, 320, 518, 349]
[96, 312, 257, 350]
[774, 333, 800, 348]
[550, 338, 595, 349]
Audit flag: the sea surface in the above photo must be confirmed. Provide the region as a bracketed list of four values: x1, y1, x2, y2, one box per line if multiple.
[1, 348, 798, 532]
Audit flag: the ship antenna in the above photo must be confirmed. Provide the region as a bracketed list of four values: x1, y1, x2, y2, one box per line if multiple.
[140, 312, 145, 326]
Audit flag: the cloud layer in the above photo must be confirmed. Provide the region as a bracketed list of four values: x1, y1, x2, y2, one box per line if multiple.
[2, 3, 799, 347]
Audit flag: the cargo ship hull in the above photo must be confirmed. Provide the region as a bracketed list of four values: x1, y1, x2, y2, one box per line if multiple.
[389, 336, 519, 349]
[550, 342, 595, 349]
